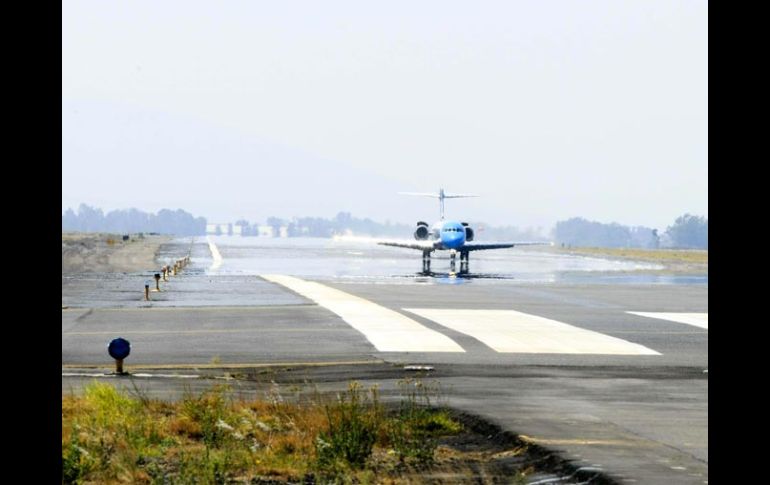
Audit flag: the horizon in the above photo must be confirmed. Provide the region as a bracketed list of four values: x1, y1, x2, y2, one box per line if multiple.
[61, 202, 705, 233]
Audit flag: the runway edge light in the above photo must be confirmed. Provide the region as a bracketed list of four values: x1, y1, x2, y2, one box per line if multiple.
[108, 337, 131, 375]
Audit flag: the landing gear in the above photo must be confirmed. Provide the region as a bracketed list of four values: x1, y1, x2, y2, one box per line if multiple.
[459, 251, 469, 274]
[421, 250, 469, 275]
[450, 250, 470, 275]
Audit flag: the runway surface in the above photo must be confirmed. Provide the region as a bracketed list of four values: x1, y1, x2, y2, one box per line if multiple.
[62, 237, 708, 484]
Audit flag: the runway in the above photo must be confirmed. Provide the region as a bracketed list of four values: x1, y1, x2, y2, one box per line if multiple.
[62, 277, 706, 367]
[62, 238, 707, 483]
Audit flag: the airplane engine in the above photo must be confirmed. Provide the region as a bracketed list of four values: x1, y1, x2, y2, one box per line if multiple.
[414, 221, 429, 240]
[461, 222, 474, 241]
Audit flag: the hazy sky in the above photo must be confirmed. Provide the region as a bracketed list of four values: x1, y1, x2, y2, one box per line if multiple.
[62, 0, 707, 230]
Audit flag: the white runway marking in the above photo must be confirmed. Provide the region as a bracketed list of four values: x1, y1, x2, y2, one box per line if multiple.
[62, 372, 200, 379]
[403, 308, 660, 355]
[627, 312, 708, 329]
[261, 275, 464, 353]
[207, 236, 223, 271]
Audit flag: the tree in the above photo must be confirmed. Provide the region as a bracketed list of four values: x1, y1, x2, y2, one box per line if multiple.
[77, 204, 104, 232]
[266, 217, 285, 235]
[665, 214, 708, 249]
[61, 205, 207, 235]
[651, 229, 660, 249]
[553, 217, 632, 248]
[62, 208, 78, 231]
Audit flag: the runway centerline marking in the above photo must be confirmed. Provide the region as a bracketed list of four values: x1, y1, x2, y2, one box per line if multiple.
[403, 308, 660, 355]
[261, 275, 464, 353]
[207, 236, 223, 271]
[626, 312, 708, 329]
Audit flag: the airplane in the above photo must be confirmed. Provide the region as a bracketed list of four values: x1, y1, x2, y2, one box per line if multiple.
[377, 189, 551, 274]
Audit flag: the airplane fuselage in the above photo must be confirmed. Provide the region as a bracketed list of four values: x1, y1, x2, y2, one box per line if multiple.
[430, 220, 466, 250]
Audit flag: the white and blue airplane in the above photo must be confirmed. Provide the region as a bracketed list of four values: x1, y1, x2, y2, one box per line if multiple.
[378, 189, 551, 274]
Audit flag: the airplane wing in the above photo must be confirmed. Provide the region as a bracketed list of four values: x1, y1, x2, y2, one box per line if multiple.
[462, 241, 553, 251]
[375, 240, 552, 251]
[376, 239, 438, 251]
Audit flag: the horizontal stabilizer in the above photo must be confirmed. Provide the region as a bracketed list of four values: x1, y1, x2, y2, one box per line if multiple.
[398, 192, 479, 199]
[443, 193, 479, 199]
[398, 192, 441, 198]
[400, 188, 478, 219]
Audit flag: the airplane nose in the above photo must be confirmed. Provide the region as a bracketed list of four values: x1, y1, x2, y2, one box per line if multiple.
[447, 233, 464, 248]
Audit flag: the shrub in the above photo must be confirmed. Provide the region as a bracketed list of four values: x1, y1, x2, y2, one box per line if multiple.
[315, 382, 383, 473]
[180, 386, 232, 450]
[387, 379, 461, 464]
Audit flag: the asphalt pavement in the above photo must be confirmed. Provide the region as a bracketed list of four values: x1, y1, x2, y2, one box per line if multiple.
[62, 239, 707, 484]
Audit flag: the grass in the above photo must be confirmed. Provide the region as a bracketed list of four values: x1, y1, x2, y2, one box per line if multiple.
[557, 246, 708, 265]
[387, 379, 460, 465]
[62, 380, 474, 484]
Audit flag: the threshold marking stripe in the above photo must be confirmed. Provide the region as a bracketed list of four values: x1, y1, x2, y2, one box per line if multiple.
[261, 275, 464, 353]
[403, 308, 660, 355]
[626, 312, 708, 329]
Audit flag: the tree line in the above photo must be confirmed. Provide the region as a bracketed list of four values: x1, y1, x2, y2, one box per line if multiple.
[236, 212, 412, 238]
[62, 204, 206, 236]
[553, 214, 707, 249]
[62, 205, 707, 249]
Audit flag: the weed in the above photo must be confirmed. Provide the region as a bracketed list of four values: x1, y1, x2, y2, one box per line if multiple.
[126, 377, 152, 408]
[180, 385, 232, 451]
[62, 431, 95, 484]
[63, 380, 536, 483]
[315, 382, 383, 474]
[386, 379, 462, 464]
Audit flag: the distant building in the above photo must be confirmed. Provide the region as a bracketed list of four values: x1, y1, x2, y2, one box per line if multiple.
[210, 224, 289, 237]
[257, 225, 274, 237]
[206, 223, 229, 235]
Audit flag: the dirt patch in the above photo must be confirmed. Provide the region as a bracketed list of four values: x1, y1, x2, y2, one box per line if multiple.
[431, 411, 618, 484]
[62, 232, 172, 273]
